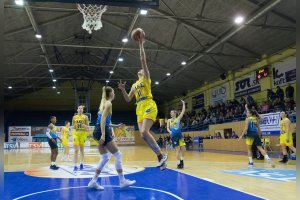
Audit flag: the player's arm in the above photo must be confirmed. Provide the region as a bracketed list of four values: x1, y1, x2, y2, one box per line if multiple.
[109, 123, 124, 128]
[256, 122, 262, 138]
[118, 81, 134, 102]
[139, 34, 150, 79]
[72, 116, 77, 129]
[46, 124, 56, 143]
[167, 119, 172, 134]
[285, 119, 291, 141]
[83, 115, 89, 131]
[239, 118, 249, 140]
[178, 100, 186, 120]
[100, 101, 111, 144]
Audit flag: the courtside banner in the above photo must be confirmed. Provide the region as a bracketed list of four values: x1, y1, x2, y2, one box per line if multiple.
[8, 126, 32, 143]
[259, 112, 281, 136]
[114, 126, 135, 145]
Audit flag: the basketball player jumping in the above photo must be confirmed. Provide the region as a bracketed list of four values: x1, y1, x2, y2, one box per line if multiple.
[118, 30, 168, 170]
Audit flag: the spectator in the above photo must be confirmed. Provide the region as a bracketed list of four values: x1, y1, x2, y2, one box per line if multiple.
[276, 86, 284, 102]
[247, 95, 255, 107]
[285, 83, 294, 100]
[231, 131, 239, 139]
[261, 101, 269, 113]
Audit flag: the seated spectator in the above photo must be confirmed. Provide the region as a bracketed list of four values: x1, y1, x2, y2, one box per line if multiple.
[231, 131, 239, 139]
[261, 101, 269, 113]
[276, 86, 284, 102]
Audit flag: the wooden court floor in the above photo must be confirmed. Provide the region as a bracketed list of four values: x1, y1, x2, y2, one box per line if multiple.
[4, 146, 296, 200]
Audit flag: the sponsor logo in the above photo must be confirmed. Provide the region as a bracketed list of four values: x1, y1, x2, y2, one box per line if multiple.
[29, 142, 43, 148]
[10, 131, 30, 136]
[4, 142, 19, 149]
[10, 137, 30, 142]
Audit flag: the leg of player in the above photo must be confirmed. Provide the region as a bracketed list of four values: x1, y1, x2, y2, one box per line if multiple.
[179, 145, 186, 169]
[73, 145, 79, 171]
[139, 119, 168, 169]
[247, 145, 254, 167]
[257, 146, 275, 168]
[80, 145, 85, 170]
[279, 144, 288, 163]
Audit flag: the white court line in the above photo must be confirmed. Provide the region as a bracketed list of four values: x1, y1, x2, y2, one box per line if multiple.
[168, 168, 268, 200]
[13, 185, 183, 200]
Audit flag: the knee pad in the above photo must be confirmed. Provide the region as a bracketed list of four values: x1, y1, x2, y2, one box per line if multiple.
[114, 151, 122, 170]
[96, 153, 110, 170]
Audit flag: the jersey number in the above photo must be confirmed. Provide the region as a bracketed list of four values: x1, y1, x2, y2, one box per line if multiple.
[138, 90, 142, 97]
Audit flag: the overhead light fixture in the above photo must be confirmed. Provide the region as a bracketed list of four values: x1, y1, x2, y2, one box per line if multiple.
[181, 61, 187, 65]
[15, 0, 24, 6]
[166, 73, 171, 76]
[49, 69, 54, 73]
[8, 86, 12, 89]
[106, 80, 110, 83]
[57, 92, 60, 94]
[234, 16, 244, 24]
[122, 38, 128, 43]
[118, 58, 124, 62]
[52, 86, 56, 89]
[140, 9, 148, 15]
[53, 79, 57, 82]
[109, 71, 114, 74]
[155, 81, 159, 85]
[35, 33, 42, 39]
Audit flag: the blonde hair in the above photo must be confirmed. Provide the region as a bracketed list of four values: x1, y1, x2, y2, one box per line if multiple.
[99, 86, 113, 113]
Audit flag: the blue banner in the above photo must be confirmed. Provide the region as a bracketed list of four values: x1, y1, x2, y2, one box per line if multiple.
[259, 112, 281, 136]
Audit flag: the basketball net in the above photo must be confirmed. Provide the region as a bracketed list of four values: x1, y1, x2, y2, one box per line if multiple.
[77, 4, 107, 34]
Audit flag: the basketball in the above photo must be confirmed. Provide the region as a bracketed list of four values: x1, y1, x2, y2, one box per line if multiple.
[131, 28, 145, 42]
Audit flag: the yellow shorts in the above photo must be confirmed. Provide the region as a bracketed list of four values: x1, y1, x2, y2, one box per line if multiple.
[179, 138, 186, 147]
[280, 133, 293, 146]
[73, 131, 87, 146]
[62, 139, 68, 147]
[136, 99, 158, 123]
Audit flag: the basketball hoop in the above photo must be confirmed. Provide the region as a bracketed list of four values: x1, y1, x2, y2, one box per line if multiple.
[77, 4, 107, 34]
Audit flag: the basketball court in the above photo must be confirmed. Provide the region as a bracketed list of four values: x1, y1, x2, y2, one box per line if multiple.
[2, 0, 297, 200]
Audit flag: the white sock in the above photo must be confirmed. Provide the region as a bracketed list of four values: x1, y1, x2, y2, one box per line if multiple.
[118, 173, 125, 182]
[264, 155, 270, 160]
[180, 156, 183, 160]
[177, 160, 180, 164]
[248, 157, 253, 163]
[92, 173, 99, 182]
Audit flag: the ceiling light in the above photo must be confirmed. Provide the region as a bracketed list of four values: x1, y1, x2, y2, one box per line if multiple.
[234, 16, 244, 24]
[109, 71, 114, 74]
[53, 79, 57, 82]
[106, 80, 109, 83]
[122, 38, 128, 43]
[8, 86, 12, 89]
[118, 58, 124, 62]
[35, 33, 42, 39]
[140, 9, 148, 15]
[15, 0, 24, 6]
[181, 61, 187, 65]
[155, 81, 159, 85]
[52, 86, 56, 89]
[57, 92, 60, 94]
[49, 69, 54, 73]
[166, 73, 171, 76]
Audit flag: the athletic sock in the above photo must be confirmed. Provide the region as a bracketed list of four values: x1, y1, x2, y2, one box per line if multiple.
[264, 155, 270, 160]
[248, 157, 253, 163]
[177, 160, 180, 165]
[118, 173, 125, 182]
[51, 162, 55, 166]
[157, 154, 163, 161]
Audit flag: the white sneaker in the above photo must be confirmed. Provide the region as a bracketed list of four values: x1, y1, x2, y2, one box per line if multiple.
[88, 180, 104, 190]
[120, 179, 136, 188]
[267, 159, 276, 168]
[156, 154, 168, 167]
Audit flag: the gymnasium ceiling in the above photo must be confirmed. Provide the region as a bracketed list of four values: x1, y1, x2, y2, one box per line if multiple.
[3, 0, 296, 104]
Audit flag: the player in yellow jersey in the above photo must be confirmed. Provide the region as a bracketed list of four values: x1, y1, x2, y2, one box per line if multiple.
[118, 31, 168, 170]
[279, 111, 296, 163]
[72, 105, 89, 171]
[61, 121, 71, 162]
[167, 100, 186, 169]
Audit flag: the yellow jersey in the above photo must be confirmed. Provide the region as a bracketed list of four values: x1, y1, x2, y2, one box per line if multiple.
[132, 77, 153, 101]
[169, 117, 180, 130]
[280, 117, 289, 133]
[50, 124, 57, 133]
[73, 114, 88, 132]
[62, 127, 69, 140]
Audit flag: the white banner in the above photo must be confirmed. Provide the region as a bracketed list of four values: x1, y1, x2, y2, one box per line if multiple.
[259, 112, 281, 136]
[210, 83, 229, 105]
[272, 57, 296, 87]
[9, 126, 32, 143]
[234, 72, 261, 98]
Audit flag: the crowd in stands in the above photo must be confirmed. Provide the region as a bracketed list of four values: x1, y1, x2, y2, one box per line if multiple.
[181, 85, 295, 128]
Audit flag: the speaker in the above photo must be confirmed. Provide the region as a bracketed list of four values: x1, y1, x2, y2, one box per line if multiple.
[220, 73, 226, 80]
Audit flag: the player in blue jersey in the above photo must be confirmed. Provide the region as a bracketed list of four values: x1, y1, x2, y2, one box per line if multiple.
[45, 116, 62, 170]
[167, 100, 186, 169]
[88, 86, 136, 190]
[239, 108, 275, 168]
